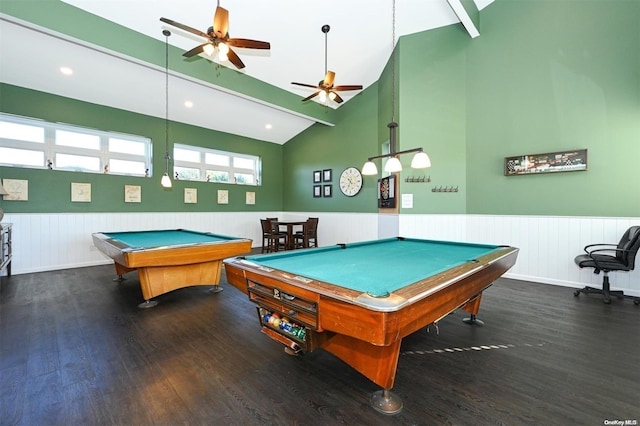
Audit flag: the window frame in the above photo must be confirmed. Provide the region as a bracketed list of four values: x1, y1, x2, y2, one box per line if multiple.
[0, 113, 152, 177]
[173, 143, 261, 186]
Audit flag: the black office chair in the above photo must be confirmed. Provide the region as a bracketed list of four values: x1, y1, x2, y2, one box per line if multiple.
[574, 226, 640, 304]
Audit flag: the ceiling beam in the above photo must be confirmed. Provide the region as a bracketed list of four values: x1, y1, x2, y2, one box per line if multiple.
[446, 0, 480, 38]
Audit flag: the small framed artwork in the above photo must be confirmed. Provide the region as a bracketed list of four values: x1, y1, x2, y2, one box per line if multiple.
[323, 184, 332, 198]
[217, 189, 229, 204]
[313, 170, 322, 183]
[313, 185, 322, 198]
[124, 185, 141, 203]
[323, 169, 332, 182]
[71, 182, 91, 202]
[505, 149, 588, 176]
[184, 188, 197, 204]
[246, 191, 256, 205]
[2, 179, 28, 201]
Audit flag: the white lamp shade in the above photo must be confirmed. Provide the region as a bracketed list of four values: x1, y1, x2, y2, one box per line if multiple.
[161, 173, 172, 188]
[203, 43, 215, 56]
[384, 156, 402, 173]
[218, 42, 229, 55]
[362, 161, 378, 175]
[411, 151, 431, 169]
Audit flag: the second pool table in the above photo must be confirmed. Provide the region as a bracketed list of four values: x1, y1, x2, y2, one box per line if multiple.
[224, 237, 518, 414]
[93, 229, 252, 308]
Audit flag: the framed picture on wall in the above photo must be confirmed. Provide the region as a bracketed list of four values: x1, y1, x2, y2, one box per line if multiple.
[313, 170, 322, 183]
[323, 169, 332, 182]
[313, 185, 322, 198]
[504, 149, 588, 176]
[323, 184, 332, 198]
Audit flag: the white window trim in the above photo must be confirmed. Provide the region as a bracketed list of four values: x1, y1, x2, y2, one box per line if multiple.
[0, 113, 152, 177]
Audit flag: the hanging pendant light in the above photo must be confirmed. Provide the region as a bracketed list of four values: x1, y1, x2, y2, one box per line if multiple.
[161, 30, 172, 188]
[361, 0, 431, 177]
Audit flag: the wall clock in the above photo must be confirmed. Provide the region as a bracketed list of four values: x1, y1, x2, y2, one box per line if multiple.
[339, 167, 363, 197]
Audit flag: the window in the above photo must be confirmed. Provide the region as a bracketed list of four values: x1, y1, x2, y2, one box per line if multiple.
[173, 143, 261, 185]
[0, 113, 151, 177]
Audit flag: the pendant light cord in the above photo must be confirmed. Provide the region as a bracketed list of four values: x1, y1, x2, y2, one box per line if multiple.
[391, 0, 396, 123]
[163, 30, 170, 163]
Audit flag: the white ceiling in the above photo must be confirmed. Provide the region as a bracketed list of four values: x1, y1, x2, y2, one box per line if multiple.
[0, 0, 492, 144]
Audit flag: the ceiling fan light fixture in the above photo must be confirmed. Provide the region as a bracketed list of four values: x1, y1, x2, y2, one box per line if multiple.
[203, 43, 215, 56]
[328, 91, 337, 101]
[411, 151, 431, 169]
[319, 90, 327, 103]
[217, 42, 229, 55]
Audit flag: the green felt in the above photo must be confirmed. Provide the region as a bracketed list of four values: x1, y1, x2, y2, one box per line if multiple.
[104, 229, 232, 249]
[248, 238, 500, 296]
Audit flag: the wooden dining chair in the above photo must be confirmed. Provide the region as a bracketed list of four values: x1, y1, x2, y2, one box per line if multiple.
[294, 217, 319, 249]
[261, 219, 287, 253]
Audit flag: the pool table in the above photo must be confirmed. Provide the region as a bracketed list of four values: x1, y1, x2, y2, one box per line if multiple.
[224, 237, 518, 414]
[93, 229, 252, 308]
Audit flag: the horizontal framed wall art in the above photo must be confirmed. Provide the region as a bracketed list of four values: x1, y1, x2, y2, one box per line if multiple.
[504, 149, 587, 176]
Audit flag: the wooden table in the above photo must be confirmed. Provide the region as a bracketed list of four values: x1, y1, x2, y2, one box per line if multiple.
[276, 220, 306, 250]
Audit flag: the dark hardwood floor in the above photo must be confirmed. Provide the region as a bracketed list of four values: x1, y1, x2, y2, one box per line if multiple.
[1, 262, 638, 425]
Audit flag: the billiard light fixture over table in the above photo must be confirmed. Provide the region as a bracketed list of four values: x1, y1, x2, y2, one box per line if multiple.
[361, 122, 431, 175]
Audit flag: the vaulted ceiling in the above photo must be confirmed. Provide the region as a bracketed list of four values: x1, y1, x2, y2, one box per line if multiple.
[0, 0, 492, 144]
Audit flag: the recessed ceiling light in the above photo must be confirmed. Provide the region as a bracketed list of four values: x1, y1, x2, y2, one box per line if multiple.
[184, 101, 193, 108]
[60, 66, 73, 75]
[265, 124, 272, 130]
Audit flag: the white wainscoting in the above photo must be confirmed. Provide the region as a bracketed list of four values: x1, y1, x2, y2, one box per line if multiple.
[2, 212, 638, 297]
[400, 214, 640, 297]
[1, 212, 379, 275]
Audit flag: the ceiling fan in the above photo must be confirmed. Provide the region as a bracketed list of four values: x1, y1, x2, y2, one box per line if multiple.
[159, 2, 270, 70]
[291, 25, 363, 104]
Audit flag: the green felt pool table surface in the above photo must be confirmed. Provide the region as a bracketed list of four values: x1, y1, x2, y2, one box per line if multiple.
[102, 229, 237, 250]
[242, 237, 502, 297]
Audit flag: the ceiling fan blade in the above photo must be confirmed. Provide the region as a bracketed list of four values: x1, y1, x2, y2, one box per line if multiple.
[291, 82, 320, 89]
[227, 38, 271, 50]
[213, 6, 229, 39]
[160, 17, 209, 39]
[332, 93, 345, 103]
[302, 92, 320, 102]
[332, 85, 363, 91]
[323, 71, 336, 87]
[226, 48, 245, 69]
[183, 43, 208, 58]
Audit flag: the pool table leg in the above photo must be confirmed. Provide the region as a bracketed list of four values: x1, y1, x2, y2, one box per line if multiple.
[461, 293, 485, 326]
[209, 285, 224, 293]
[113, 262, 134, 282]
[138, 299, 158, 309]
[370, 389, 403, 415]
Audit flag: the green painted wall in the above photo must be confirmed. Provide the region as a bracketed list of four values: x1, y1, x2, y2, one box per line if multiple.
[465, 0, 640, 216]
[0, 84, 284, 213]
[397, 27, 470, 214]
[283, 86, 379, 212]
